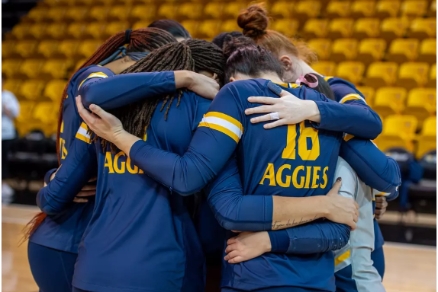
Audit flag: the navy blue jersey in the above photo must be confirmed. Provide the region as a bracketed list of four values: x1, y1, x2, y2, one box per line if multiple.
[31, 66, 178, 254]
[29, 65, 114, 253]
[38, 91, 210, 292]
[128, 79, 346, 291]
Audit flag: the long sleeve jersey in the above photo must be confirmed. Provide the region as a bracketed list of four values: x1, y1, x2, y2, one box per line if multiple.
[31, 65, 177, 254]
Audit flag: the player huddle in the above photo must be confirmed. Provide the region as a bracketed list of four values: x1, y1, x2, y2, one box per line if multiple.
[25, 3, 401, 292]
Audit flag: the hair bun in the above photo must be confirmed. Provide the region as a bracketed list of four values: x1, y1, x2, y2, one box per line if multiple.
[237, 4, 269, 38]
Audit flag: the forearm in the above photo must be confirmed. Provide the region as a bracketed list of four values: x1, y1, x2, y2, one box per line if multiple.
[313, 100, 383, 139]
[340, 139, 401, 193]
[80, 71, 176, 110]
[268, 220, 350, 254]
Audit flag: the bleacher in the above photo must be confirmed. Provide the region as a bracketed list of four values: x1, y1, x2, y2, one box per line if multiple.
[2, 0, 437, 243]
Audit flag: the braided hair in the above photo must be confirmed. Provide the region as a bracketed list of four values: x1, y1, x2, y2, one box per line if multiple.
[22, 28, 176, 243]
[56, 27, 176, 158]
[99, 39, 225, 152]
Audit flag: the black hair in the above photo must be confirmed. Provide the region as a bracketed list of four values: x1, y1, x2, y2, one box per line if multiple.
[148, 19, 191, 39]
[212, 31, 244, 50]
[223, 35, 283, 82]
[98, 39, 225, 151]
[301, 74, 335, 100]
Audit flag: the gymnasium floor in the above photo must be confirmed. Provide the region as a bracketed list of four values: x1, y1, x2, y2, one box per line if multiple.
[2, 205, 436, 292]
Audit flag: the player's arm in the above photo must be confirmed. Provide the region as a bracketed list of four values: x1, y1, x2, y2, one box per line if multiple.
[37, 124, 97, 215]
[77, 83, 244, 196]
[206, 157, 358, 231]
[79, 70, 218, 110]
[245, 84, 382, 139]
[340, 137, 401, 193]
[224, 158, 355, 263]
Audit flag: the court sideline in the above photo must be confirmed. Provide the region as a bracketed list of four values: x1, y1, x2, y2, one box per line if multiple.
[2, 205, 436, 292]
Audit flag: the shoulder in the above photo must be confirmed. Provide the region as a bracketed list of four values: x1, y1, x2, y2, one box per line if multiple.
[325, 76, 365, 101]
[220, 79, 269, 96]
[184, 91, 212, 108]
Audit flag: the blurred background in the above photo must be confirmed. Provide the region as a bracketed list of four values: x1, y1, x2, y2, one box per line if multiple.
[1, 0, 436, 291]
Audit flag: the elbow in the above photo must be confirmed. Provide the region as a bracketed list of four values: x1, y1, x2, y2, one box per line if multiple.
[36, 192, 62, 216]
[368, 115, 383, 140]
[78, 85, 94, 109]
[174, 184, 204, 196]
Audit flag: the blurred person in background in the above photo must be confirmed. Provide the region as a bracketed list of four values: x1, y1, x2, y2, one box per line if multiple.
[2, 85, 19, 204]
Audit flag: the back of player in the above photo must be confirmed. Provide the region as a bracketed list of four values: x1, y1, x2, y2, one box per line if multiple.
[73, 92, 208, 292]
[70, 40, 225, 292]
[215, 79, 343, 291]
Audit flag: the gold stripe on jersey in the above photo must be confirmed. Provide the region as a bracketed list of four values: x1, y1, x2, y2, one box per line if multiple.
[340, 93, 366, 104]
[343, 134, 355, 142]
[199, 112, 243, 143]
[274, 82, 300, 88]
[78, 72, 109, 90]
[75, 122, 91, 144]
[334, 249, 351, 266]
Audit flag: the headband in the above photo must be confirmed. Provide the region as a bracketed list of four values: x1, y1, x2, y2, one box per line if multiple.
[296, 74, 319, 88]
[98, 47, 149, 66]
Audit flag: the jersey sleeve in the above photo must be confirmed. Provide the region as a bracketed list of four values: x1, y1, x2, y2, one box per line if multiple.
[340, 137, 401, 193]
[315, 77, 382, 139]
[37, 123, 97, 215]
[204, 157, 273, 231]
[129, 83, 245, 196]
[268, 158, 354, 254]
[80, 71, 177, 110]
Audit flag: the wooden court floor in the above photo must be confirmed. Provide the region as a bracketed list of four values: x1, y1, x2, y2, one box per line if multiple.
[2, 205, 437, 292]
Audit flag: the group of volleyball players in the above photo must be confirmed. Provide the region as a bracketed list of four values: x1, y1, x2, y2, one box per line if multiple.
[27, 3, 401, 292]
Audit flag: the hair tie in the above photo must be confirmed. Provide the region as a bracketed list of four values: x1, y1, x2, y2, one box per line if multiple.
[296, 74, 319, 88]
[124, 29, 132, 44]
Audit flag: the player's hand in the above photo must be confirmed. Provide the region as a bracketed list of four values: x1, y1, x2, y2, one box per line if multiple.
[187, 72, 220, 100]
[244, 91, 320, 128]
[73, 178, 96, 203]
[76, 95, 124, 144]
[375, 196, 388, 220]
[224, 231, 271, 264]
[325, 178, 359, 230]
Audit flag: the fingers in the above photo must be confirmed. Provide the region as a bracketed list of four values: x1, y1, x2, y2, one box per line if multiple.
[248, 113, 275, 124]
[73, 198, 88, 203]
[245, 105, 277, 117]
[247, 96, 279, 105]
[227, 237, 238, 245]
[76, 96, 95, 125]
[76, 190, 96, 198]
[263, 119, 287, 129]
[89, 104, 111, 121]
[80, 184, 97, 191]
[279, 90, 294, 97]
[227, 256, 245, 264]
[225, 244, 239, 255]
[349, 221, 357, 231]
[329, 178, 342, 195]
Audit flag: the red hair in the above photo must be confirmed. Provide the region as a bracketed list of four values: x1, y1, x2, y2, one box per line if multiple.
[23, 28, 176, 242]
[238, 3, 317, 65]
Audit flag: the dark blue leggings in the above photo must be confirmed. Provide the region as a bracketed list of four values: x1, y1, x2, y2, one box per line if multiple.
[371, 246, 385, 279]
[28, 242, 77, 292]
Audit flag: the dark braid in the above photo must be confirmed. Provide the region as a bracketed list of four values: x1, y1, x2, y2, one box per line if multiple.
[183, 39, 226, 86]
[98, 39, 225, 152]
[98, 42, 195, 151]
[56, 27, 176, 160]
[24, 28, 176, 243]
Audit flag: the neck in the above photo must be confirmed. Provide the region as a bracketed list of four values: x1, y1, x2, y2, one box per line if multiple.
[288, 59, 320, 82]
[258, 72, 284, 84]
